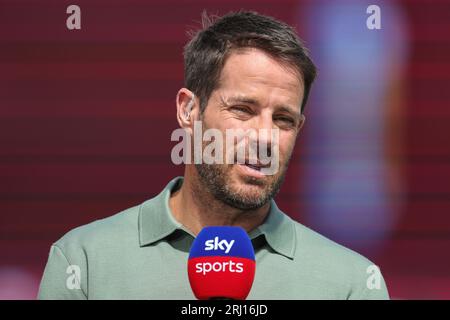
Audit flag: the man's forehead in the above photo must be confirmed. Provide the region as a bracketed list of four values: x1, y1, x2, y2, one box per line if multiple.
[215, 51, 304, 104]
[220, 48, 304, 85]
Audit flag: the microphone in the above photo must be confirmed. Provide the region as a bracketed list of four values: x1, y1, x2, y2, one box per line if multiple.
[187, 226, 256, 300]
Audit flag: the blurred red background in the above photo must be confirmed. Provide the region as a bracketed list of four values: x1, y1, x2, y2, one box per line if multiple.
[0, 0, 449, 299]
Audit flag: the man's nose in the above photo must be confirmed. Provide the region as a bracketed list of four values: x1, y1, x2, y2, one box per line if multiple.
[250, 113, 275, 156]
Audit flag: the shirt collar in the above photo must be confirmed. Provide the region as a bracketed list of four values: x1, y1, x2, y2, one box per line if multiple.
[139, 177, 183, 246]
[138, 176, 296, 259]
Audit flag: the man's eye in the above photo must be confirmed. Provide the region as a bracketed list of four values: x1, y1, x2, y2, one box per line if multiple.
[231, 106, 251, 114]
[276, 117, 295, 124]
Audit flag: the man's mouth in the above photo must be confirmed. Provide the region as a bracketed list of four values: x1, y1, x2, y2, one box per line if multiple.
[241, 159, 270, 172]
[245, 164, 261, 171]
[236, 159, 272, 183]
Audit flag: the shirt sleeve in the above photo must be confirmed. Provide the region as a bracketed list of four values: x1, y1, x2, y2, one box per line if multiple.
[37, 245, 88, 300]
[348, 263, 390, 300]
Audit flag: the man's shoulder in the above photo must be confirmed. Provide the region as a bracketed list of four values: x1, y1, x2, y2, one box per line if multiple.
[291, 220, 375, 269]
[53, 202, 143, 252]
[53, 190, 168, 252]
[286, 219, 389, 299]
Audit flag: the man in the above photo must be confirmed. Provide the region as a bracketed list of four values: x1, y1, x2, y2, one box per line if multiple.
[38, 11, 389, 299]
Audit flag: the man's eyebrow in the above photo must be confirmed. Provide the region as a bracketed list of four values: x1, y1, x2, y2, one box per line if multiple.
[221, 95, 259, 106]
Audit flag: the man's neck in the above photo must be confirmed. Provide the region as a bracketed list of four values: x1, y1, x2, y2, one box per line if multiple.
[169, 171, 270, 236]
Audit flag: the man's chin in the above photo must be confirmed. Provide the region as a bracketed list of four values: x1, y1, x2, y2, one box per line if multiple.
[194, 162, 281, 210]
[225, 179, 271, 206]
[221, 190, 270, 210]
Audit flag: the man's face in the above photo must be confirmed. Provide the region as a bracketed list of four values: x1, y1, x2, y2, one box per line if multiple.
[195, 48, 305, 210]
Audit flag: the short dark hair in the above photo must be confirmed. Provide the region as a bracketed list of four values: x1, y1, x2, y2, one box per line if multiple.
[183, 10, 317, 114]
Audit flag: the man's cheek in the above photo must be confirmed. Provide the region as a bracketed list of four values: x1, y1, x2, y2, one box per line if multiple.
[279, 146, 293, 168]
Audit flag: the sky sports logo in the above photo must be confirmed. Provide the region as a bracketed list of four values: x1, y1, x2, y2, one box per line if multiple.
[196, 237, 243, 275]
[187, 226, 256, 300]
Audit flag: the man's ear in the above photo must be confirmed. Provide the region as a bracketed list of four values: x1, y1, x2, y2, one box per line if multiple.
[297, 114, 306, 132]
[176, 88, 198, 134]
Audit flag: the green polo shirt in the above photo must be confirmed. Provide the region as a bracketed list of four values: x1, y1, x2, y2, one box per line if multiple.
[38, 176, 389, 300]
